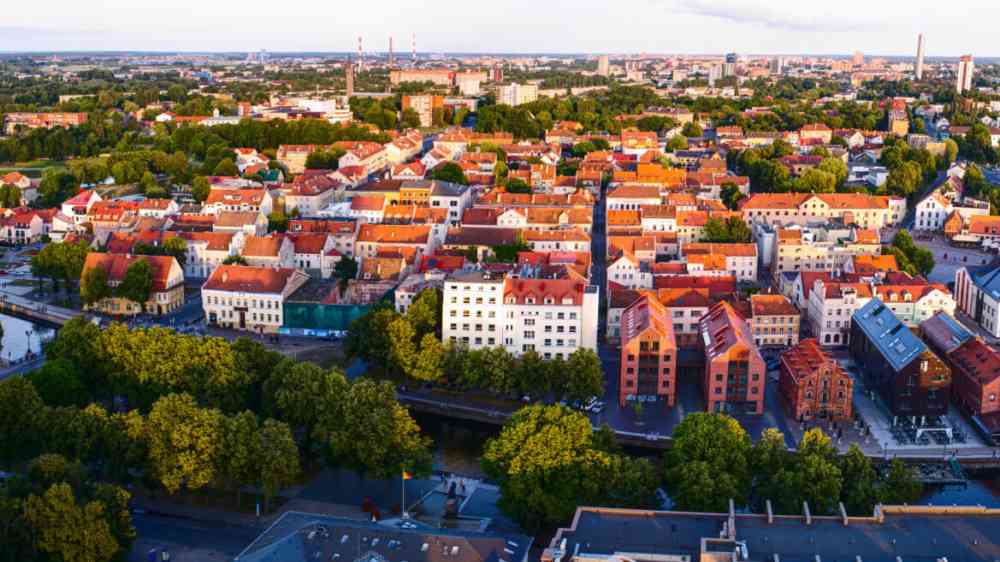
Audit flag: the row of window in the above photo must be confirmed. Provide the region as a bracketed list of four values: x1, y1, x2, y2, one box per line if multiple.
[206, 296, 279, 309]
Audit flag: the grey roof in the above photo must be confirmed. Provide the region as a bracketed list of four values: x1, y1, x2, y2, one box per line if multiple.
[552, 507, 1000, 562]
[235, 512, 531, 562]
[968, 261, 1000, 301]
[403, 180, 469, 198]
[920, 311, 973, 355]
[852, 298, 925, 372]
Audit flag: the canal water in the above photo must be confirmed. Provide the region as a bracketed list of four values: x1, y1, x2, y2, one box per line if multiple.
[414, 412, 1000, 507]
[0, 313, 54, 364]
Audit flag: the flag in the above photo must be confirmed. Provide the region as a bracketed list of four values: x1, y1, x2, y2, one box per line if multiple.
[402, 471, 412, 480]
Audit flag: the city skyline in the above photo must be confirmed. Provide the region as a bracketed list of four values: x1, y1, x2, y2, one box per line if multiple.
[4, 0, 999, 56]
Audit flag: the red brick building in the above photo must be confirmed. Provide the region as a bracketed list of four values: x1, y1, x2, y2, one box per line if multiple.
[779, 338, 854, 422]
[699, 301, 766, 414]
[619, 295, 677, 407]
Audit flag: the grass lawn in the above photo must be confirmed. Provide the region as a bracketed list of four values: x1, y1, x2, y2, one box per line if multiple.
[0, 159, 67, 178]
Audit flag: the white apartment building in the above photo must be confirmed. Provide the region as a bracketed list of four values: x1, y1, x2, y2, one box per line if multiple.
[607, 255, 653, 290]
[202, 265, 309, 333]
[442, 271, 598, 359]
[496, 83, 539, 107]
[740, 193, 905, 230]
[914, 183, 989, 231]
[807, 279, 872, 346]
[177, 231, 245, 279]
[681, 243, 758, 283]
[770, 227, 881, 277]
[955, 263, 1000, 337]
[873, 283, 956, 326]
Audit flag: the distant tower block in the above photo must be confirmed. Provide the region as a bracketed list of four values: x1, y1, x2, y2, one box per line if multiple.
[411, 33, 416, 64]
[915, 33, 925, 80]
[389, 35, 395, 67]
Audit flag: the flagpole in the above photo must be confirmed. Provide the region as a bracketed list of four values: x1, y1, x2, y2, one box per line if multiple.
[401, 471, 406, 518]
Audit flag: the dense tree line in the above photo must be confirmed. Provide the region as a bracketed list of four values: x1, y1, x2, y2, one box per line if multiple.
[346, 291, 605, 401]
[664, 413, 923, 515]
[0, 318, 432, 501]
[0, 452, 135, 562]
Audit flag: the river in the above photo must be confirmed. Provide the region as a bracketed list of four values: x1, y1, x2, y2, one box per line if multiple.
[414, 412, 1000, 507]
[0, 313, 53, 364]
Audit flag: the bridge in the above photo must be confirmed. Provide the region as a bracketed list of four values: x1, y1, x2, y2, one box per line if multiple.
[0, 292, 83, 328]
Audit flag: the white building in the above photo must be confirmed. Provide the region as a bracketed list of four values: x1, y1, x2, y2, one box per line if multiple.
[955, 263, 1000, 337]
[496, 83, 539, 107]
[806, 279, 872, 346]
[442, 270, 599, 359]
[202, 265, 310, 333]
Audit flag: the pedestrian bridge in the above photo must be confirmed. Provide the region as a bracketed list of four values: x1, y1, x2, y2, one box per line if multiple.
[0, 292, 82, 328]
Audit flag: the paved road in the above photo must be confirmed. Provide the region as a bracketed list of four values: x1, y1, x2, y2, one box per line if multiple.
[129, 512, 260, 562]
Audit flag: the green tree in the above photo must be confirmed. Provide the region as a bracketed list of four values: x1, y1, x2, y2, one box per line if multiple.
[506, 177, 531, 193]
[565, 349, 605, 401]
[23, 483, 120, 562]
[818, 157, 849, 187]
[880, 458, 923, 504]
[793, 168, 837, 193]
[117, 259, 152, 306]
[387, 317, 418, 375]
[334, 256, 358, 282]
[263, 360, 348, 444]
[401, 108, 421, 129]
[321, 379, 432, 478]
[792, 429, 842, 514]
[145, 393, 224, 494]
[406, 288, 442, 338]
[944, 138, 959, 164]
[191, 176, 211, 202]
[0, 377, 45, 464]
[749, 428, 791, 510]
[411, 334, 445, 382]
[483, 405, 655, 531]
[720, 182, 744, 210]
[213, 158, 239, 176]
[27, 359, 87, 407]
[839, 444, 879, 515]
[0, 185, 22, 207]
[257, 419, 300, 512]
[38, 168, 80, 207]
[665, 413, 751, 511]
[80, 264, 111, 306]
[429, 161, 469, 185]
[571, 141, 598, 158]
[44, 317, 105, 392]
[885, 161, 922, 198]
[219, 410, 260, 507]
[665, 135, 689, 152]
[223, 254, 249, 266]
[682, 122, 703, 137]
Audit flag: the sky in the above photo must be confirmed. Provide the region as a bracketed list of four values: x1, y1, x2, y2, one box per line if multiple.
[2, 0, 998, 57]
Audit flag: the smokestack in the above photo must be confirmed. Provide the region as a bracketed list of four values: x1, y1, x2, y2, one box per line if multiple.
[915, 33, 925, 80]
[389, 35, 394, 67]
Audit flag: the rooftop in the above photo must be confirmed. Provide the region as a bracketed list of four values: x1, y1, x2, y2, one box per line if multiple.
[546, 506, 1000, 562]
[852, 298, 926, 373]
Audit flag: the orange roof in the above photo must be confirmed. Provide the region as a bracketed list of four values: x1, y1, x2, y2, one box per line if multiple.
[781, 339, 845, 385]
[969, 215, 1000, 235]
[83, 252, 177, 292]
[522, 229, 590, 242]
[852, 254, 899, 274]
[502, 277, 586, 306]
[243, 235, 285, 257]
[286, 233, 330, 254]
[204, 265, 301, 293]
[701, 301, 759, 360]
[172, 231, 234, 251]
[621, 295, 676, 345]
[676, 210, 708, 227]
[205, 188, 267, 207]
[607, 210, 642, 226]
[357, 224, 431, 244]
[684, 243, 757, 257]
[607, 185, 661, 200]
[350, 195, 386, 212]
[751, 294, 798, 316]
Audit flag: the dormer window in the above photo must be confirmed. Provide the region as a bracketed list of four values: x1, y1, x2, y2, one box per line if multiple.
[526, 297, 535, 304]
